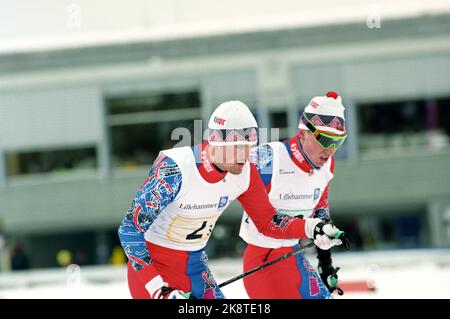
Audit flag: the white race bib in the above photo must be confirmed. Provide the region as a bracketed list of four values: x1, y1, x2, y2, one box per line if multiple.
[167, 215, 219, 244]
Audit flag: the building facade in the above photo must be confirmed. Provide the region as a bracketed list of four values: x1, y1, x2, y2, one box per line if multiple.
[1, 13, 450, 267]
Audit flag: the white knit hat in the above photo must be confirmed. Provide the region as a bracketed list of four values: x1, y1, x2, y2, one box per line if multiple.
[208, 101, 258, 146]
[299, 91, 346, 135]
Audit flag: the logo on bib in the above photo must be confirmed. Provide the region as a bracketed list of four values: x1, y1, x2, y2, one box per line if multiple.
[313, 188, 321, 201]
[218, 196, 228, 210]
[279, 193, 313, 200]
[279, 168, 295, 175]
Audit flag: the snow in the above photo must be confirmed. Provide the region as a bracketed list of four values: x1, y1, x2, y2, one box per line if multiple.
[1, 248, 450, 299]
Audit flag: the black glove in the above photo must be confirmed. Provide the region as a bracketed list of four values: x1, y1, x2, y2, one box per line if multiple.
[317, 257, 344, 295]
[311, 221, 351, 251]
[159, 286, 190, 299]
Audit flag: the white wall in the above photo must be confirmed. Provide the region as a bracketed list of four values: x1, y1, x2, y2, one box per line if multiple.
[0, 87, 102, 150]
[291, 54, 450, 103]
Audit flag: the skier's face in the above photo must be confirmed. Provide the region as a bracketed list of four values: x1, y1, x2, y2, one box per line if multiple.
[299, 130, 336, 167]
[212, 145, 250, 174]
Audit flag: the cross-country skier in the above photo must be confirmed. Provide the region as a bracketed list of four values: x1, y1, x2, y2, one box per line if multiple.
[239, 91, 350, 299]
[118, 100, 347, 299]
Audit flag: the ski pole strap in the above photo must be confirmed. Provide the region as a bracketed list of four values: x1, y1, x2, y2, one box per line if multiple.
[326, 266, 345, 296]
[335, 231, 351, 250]
[218, 241, 316, 289]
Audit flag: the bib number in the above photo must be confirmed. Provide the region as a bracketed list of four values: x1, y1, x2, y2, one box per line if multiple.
[167, 215, 218, 244]
[186, 221, 207, 240]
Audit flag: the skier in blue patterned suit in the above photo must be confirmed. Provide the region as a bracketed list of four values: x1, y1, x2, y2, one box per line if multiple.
[118, 100, 348, 299]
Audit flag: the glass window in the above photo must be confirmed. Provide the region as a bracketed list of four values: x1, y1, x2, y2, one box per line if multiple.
[437, 97, 450, 136]
[107, 90, 201, 169]
[111, 120, 195, 168]
[107, 91, 200, 114]
[358, 100, 426, 134]
[270, 110, 288, 128]
[269, 110, 288, 141]
[6, 147, 96, 176]
[357, 97, 450, 153]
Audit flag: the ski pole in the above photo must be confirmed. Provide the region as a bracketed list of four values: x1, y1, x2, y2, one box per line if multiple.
[218, 241, 316, 288]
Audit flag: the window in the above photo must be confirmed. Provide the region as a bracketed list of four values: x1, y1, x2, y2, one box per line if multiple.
[269, 110, 289, 141]
[357, 97, 450, 153]
[110, 120, 195, 168]
[358, 100, 426, 134]
[108, 92, 200, 114]
[6, 147, 96, 176]
[437, 97, 450, 136]
[15, 229, 124, 269]
[107, 90, 201, 169]
[332, 211, 426, 250]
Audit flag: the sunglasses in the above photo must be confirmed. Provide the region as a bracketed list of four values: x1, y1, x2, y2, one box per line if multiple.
[301, 114, 347, 150]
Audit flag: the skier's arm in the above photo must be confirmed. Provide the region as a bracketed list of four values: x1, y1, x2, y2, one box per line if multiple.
[117, 156, 182, 296]
[312, 185, 331, 220]
[312, 157, 342, 293]
[314, 184, 333, 258]
[314, 185, 341, 292]
[238, 163, 317, 239]
[310, 156, 334, 221]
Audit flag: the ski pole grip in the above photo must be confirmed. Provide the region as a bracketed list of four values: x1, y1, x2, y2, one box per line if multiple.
[335, 231, 351, 251]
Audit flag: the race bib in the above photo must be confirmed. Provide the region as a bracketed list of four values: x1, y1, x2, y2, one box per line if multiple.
[167, 215, 219, 244]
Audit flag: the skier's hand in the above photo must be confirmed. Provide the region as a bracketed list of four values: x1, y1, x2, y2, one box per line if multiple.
[305, 219, 350, 250]
[146, 275, 188, 299]
[158, 287, 189, 299]
[318, 261, 344, 295]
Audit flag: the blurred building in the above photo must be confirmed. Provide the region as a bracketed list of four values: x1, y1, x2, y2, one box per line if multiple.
[0, 1, 450, 267]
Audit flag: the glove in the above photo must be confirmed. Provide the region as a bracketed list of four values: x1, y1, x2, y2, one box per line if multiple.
[158, 287, 189, 299]
[305, 218, 351, 250]
[318, 260, 344, 295]
[145, 275, 189, 299]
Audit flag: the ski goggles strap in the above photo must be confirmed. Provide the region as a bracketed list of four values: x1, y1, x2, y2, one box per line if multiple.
[301, 115, 347, 150]
[208, 127, 258, 146]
